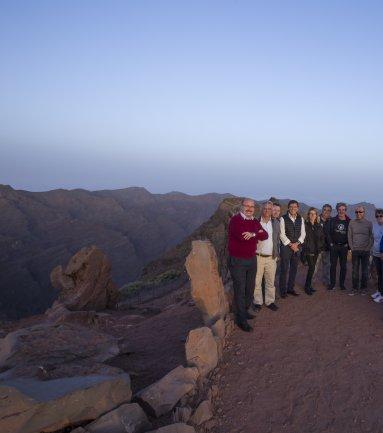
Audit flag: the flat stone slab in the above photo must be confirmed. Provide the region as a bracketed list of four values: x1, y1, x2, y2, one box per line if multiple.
[0, 373, 131, 433]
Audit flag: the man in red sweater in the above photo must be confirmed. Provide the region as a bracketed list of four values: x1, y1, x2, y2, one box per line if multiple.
[228, 198, 268, 332]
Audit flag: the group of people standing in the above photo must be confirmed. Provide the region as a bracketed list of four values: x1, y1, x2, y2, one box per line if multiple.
[228, 198, 383, 332]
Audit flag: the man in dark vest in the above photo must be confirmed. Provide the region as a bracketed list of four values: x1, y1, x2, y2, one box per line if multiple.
[279, 200, 306, 298]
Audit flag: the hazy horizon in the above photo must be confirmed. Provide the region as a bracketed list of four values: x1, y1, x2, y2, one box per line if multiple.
[1, 1, 382, 205]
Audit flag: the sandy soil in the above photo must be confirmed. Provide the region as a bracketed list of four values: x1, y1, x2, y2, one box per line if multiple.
[214, 263, 383, 433]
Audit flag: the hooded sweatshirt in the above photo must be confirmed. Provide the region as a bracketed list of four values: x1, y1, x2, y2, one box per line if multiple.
[372, 222, 383, 256]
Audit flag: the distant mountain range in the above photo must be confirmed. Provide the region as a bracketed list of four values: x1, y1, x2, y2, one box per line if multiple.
[0, 184, 376, 320]
[0, 185, 230, 319]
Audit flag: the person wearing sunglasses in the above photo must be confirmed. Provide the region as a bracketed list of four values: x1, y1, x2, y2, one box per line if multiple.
[348, 206, 373, 296]
[327, 202, 351, 290]
[371, 209, 383, 303]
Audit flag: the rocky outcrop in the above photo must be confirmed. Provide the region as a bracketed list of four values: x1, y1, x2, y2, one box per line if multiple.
[185, 241, 229, 325]
[185, 327, 218, 376]
[86, 402, 151, 433]
[50, 246, 119, 311]
[136, 366, 199, 417]
[0, 373, 131, 433]
[0, 323, 120, 376]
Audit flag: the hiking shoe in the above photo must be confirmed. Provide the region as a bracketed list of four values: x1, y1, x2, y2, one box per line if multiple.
[237, 321, 253, 332]
[371, 291, 381, 299]
[287, 290, 299, 296]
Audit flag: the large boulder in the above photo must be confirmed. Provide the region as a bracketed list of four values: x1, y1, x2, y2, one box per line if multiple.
[147, 424, 195, 433]
[0, 323, 120, 376]
[86, 402, 151, 433]
[50, 245, 119, 311]
[0, 373, 131, 433]
[185, 241, 229, 325]
[136, 365, 199, 417]
[185, 327, 218, 377]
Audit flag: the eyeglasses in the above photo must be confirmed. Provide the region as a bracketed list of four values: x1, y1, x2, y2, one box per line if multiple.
[355, 211, 364, 214]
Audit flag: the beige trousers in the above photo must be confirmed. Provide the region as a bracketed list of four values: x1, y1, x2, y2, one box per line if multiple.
[254, 255, 277, 306]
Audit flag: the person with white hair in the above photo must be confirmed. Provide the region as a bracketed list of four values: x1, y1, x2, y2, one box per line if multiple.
[253, 201, 280, 311]
[228, 198, 268, 332]
[348, 205, 373, 295]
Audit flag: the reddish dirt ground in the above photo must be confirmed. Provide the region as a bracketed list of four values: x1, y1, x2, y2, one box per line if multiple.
[214, 263, 383, 433]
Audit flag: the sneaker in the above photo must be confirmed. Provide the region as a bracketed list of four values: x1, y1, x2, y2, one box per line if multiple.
[361, 290, 367, 296]
[371, 291, 381, 299]
[340, 286, 347, 291]
[373, 294, 383, 303]
[327, 285, 335, 291]
[252, 302, 262, 311]
[348, 290, 357, 296]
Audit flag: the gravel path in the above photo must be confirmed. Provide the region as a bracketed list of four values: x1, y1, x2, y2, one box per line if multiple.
[215, 263, 383, 433]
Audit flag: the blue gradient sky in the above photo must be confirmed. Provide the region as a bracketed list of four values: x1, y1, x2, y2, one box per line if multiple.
[1, 1, 382, 205]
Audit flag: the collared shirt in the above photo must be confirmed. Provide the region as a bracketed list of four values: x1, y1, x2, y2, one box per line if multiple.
[257, 218, 273, 255]
[279, 212, 306, 246]
[240, 212, 254, 221]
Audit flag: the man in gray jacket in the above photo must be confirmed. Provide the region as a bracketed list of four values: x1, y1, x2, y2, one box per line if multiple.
[348, 205, 374, 295]
[253, 201, 280, 311]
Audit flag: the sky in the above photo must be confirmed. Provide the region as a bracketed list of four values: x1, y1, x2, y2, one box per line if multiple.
[0, 0, 382, 206]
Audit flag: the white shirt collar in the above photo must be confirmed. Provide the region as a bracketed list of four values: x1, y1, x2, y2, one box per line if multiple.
[240, 212, 254, 221]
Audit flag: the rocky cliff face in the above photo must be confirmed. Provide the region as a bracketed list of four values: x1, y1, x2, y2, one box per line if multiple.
[0, 185, 230, 319]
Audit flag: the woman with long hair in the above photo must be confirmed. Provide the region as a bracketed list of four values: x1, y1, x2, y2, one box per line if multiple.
[302, 207, 325, 295]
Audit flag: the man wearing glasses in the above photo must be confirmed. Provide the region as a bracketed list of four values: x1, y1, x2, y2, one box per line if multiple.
[371, 209, 383, 303]
[348, 206, 374, 295]
[327, 202, 350, 290]
[228, 198, 268, 332]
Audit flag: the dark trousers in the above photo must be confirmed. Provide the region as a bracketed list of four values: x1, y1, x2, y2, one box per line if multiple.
[330, 244, 348, 288]
[229, 256, 257, 323]
[351, 250, 370, 290]
[279, 245, 299, 296]
[373, 256, 383, 293]
[305, 254, 318, 290]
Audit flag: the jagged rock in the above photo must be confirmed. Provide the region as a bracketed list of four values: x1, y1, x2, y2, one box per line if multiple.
[0, 323, 120, 375]
[190, 400, 213, 426]
[147, 424, 195, 433]
[45, 301, 100, 325]
[0, 373, 131, 433]
[185, 327, 218, 376]
[185, 241, 229, 325]
[50, 245, 119, 311]
[172, 406, 192, 423]
[86, 402, 151, 433]
[211, 318, 226, 340]
[136, 366, 199, 417]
